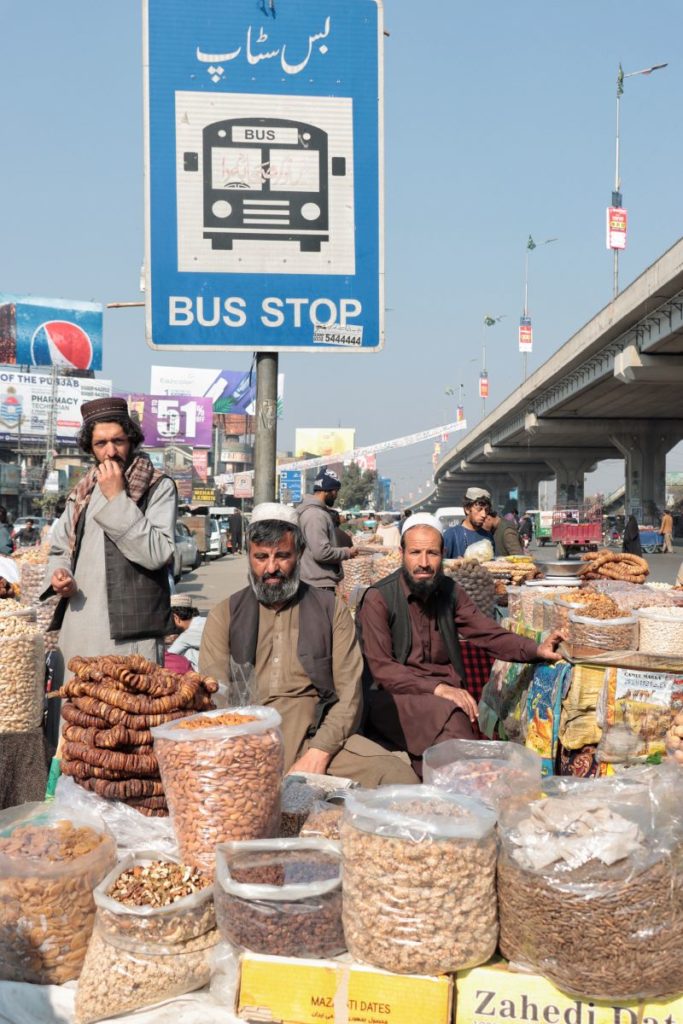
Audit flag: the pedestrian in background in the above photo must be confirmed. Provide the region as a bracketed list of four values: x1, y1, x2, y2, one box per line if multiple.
[622, 516, 643, 557]
[0, 507, 12, 555]
[229, 509, 243, 554]
[660, 508, 674, 554]
[443, 487, 492, 558]
[298, 468, 359, 590]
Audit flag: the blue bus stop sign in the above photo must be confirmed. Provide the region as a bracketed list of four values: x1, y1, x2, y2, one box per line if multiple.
[144, 0, 383, 353]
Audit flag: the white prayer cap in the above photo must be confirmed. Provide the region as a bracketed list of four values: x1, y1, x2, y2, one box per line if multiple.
[250, 502, 299, 527]
[401, 513, 444, 537]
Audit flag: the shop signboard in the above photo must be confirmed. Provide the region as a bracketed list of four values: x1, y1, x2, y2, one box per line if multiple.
[0, 367, 111, 443]
[144, 0, 384, 352]
[191, 485, 216, 504]
[0, 295, 103, 371]
[295, 427, 355, 458]
[279, 469, 303, 503]
[192, 449, 209, 482]
[172, 467, 194, 500]
[124, 393, 213, 447]
[234, 472, 254, 498]
[150, 366, 284, 417]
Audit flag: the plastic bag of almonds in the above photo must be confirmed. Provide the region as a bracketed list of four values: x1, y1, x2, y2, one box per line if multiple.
[94, 850, 215, 953]
[423, 739, 542, 812]
[300, 801, 344, 840]
[74, 921, 219, 1024]
[497, 775, 683, 1000]
[0, 802, 116, 983]
[214, 838, 345, 958]
[341, 786, 498, 975]
[0, 611, 45, 733]
[152, 707, 284, 874]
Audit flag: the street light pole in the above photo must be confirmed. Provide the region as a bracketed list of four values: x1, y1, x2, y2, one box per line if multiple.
[521, 236, 557, 382]
[611, 61, 667, 299]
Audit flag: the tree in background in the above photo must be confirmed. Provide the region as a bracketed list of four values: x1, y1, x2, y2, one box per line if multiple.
[338, 462, 377, 509]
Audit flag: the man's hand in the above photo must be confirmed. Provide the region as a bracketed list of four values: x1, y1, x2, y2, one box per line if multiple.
[97, 458, 126, 500]
[433, 683, 479, 723]
[51, 568, 77, 598]
[346, 547, 360, 559]
[537, 629, 566, 662]
[287, 747, 332, 776]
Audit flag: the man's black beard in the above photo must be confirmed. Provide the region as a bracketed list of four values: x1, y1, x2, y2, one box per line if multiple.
[248, 564, 301, 607]
[401, 565, 445, 600]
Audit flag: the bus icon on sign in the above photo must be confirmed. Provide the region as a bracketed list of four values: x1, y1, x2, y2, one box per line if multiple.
[183, 118, 346, 253]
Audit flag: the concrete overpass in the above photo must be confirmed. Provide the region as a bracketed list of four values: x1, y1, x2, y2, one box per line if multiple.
[415, 237, 683, 518]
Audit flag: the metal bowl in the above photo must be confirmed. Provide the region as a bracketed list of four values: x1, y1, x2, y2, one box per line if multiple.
[538, 560, 585, 577]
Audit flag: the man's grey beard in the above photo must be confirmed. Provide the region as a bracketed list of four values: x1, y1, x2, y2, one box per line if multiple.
[401, 564, 445, 600]
[248, 563, 301, 606]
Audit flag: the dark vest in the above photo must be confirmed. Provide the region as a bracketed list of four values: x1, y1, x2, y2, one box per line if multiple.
[358, 569, 466, 679]
[44, 477, 174, 641]
[228, 582, 338, 726]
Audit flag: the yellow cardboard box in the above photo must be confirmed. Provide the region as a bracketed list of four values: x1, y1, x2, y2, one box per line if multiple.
[235, 951, 453, 1024]
[456, 961, 683, 1024]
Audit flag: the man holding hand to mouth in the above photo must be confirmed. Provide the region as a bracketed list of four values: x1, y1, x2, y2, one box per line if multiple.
[43, 398, 177, 681]
[357, 514, 565, 776]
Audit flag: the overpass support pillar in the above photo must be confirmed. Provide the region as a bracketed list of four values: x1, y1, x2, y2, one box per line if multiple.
[509, 469, 548, 514]
[547, 457, 597, 507]
[489, 481, 514, 512]
[609, 425, 683, 519]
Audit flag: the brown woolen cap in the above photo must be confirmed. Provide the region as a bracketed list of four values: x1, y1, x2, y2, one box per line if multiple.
[80, 397, 130, 425]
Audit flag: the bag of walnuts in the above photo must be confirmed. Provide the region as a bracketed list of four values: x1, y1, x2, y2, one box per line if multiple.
[497, 774, 683, 1000]
[340, 785, 498, 975]
[75, 850, 218, 1023]
[0, 802, 116, 984]
[152, 707, 284, 873]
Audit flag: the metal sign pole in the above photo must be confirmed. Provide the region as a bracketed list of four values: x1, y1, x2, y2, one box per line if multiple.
[253, 352, 279, 504]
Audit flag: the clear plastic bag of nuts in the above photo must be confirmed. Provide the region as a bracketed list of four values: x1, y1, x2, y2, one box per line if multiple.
[152, 707, 284, 874]
[423, 739, 542, 812]
[214, 837, 345, 959]
[340, 785, 498, 975]
[0, 801, 116, 984]
[0, 610, 45, 733]
[94, 849, 216, 953]
[74, 920, 219, 1024]
[497, 772, 683, 1001]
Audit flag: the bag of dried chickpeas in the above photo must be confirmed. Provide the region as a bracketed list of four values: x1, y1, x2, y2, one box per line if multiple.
[340, 785, 497, 975]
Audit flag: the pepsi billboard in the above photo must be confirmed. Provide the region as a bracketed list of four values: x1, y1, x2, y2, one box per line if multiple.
[0, 295, 103, 371]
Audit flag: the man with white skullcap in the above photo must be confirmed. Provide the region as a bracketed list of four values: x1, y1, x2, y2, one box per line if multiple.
[200, 503, 417, 786]
[357, 513, 564, 776]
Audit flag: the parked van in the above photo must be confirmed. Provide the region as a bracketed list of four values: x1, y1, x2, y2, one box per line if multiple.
[435, 506, 465, 529]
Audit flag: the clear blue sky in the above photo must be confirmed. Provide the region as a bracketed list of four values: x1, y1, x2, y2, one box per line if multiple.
[1, 0, 681, 503]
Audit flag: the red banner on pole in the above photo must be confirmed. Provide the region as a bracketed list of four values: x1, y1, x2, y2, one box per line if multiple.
[606, 207, 628, 250]
[519, 316, 533, 353]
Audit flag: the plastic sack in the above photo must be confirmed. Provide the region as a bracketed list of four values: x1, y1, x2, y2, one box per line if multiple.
[340, 785, 497, 975]
[637, 606, 683, 656]
[300, 801, 344, 840]
[152, 707, 284, 873]
[463, 538, 494, 563]
[0, 612, 44, 733]
[567, 612, 637, 658]
[53, 775, 178, 857]
[74, 921, 218, 1024]
[214, 837, 345, 958]
[0, 801, 116, 984]
[478, 659, 535, 742]
[279, 777, 326, 837]
[423, 739, 542, 812]
[497, 773, 683, 1000]
[666, 711, 683, 765]
[595, 665, 681, 765]
[552, 596, 586, 631]
[94, 849, 215, 953]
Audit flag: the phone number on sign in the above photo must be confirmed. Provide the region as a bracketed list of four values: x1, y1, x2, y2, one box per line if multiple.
[313, 325, 363, 347]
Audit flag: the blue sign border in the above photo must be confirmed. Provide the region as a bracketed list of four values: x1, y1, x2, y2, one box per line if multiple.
[144, 0, 383, 353]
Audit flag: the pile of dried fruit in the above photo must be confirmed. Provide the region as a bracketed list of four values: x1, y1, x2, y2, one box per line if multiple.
[446, 561, 497, 617]
[482, 558, 542, 586]
[57, 654, 218, 815]
[580, 550, 649, 583]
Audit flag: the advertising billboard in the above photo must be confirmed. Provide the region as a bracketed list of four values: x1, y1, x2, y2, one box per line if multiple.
[123, 393, 213, 447]
[295, 427, 355, 458]
[0, 367, 111, 443]
[0, 295, 103, 371]
[150, 365, 284, 416]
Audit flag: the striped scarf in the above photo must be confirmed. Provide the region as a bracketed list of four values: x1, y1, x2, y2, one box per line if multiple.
[70, 451, 163, 553]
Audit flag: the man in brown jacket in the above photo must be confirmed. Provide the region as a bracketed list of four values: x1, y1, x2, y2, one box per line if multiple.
[357, 513, 564, 776]
[199, 503, 416, 786]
